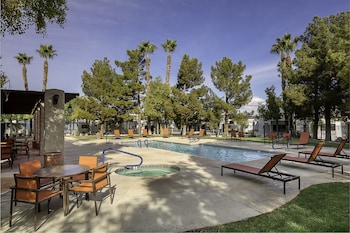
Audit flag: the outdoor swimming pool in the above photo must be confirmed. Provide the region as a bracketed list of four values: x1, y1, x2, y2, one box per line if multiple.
[121, 140, 275, 163]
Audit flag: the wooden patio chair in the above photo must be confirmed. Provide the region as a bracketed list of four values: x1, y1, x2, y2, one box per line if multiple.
[221, 154, 300, 194]
[19, 160, 55, 187]
[71, 155, 98, 180]
[1, 144, 14, 168]
[163, 128, 169, 138]
[9, 174, 62, 231]
[67, 163, 113, 216]
[298, 138, 348, 159]
[187, 128, 194, 138]
[128, 129, 134, 138]
[282, 141, 344, 177]
[230, 130, 237, 141]
[290, 132, 310, 148]
[142, 128, 148, 137]
[114, 129, 122, 139]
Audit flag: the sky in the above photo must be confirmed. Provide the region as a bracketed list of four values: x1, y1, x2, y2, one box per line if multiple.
[1, 0, 349, 112]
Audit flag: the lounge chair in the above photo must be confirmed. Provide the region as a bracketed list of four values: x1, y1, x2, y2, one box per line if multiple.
[163, 128, 169, 138]
[298, 138, 348, 159]
[238, 131, 245, 141]
[142, 128, 148, 137]
[128, 129, 134, 138]
[290, 132, 310, 148]
[221, 154, 300, 194]
[266, 132, 277, 144]
[282, 141, 344, 177]
[187, 128, 194, 138]
[189, 129, 204, 142]
[114, 129, 122, 139]
[230, 130, 237, 141]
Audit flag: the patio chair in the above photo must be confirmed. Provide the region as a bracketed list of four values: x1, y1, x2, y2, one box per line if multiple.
[9, 174, 62, 231]
[71, 155, 98, 180]
[114, 129, 122, 139]
[142, 128, 148, 137]
[290, 132, 310, 148]
[128, 129, 134, 138]
[187, 128, 194, 138]
[266, 132, 277, 144]
[1, 144, 14, 168]
[282, 141, 344, 177]
[163, 128, 169, 138]
[230, 130, 237, 141]
[189, 129, 204, 142]
[221, 154, 300, 194]
[238, 131, 245, 141]
[67, 163, 113, 216]
[19, 160, 54, 187]
[298, 138, 348, 159]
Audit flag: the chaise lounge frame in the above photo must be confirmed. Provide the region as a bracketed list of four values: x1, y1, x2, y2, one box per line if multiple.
[282, 141, 344, 177]
[221, 154, 300, 194]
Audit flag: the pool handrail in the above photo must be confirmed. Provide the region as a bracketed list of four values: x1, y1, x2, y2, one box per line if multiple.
[101, 147, 143, 168]
[272, 136, 290, 149]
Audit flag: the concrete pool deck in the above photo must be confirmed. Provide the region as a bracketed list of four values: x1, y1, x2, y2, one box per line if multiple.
[1, 136, 349, 232]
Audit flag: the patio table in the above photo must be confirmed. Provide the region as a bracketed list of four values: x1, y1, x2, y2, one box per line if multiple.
[34, 164, 90, 216]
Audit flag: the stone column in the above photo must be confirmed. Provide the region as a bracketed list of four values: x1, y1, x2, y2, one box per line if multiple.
[40, 89, 65, 156]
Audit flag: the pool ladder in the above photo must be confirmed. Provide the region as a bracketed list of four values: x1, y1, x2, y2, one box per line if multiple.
[101, 147, 143, 169]
[137, 139, 148, 148]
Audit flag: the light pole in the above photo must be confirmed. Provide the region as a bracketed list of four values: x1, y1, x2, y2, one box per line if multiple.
[68, 105, 72, 135]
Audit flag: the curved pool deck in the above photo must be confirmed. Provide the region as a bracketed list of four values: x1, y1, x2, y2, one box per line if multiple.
[1, 136, 349, 232]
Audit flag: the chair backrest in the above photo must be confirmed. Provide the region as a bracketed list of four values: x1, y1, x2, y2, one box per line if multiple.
[128, 129, 134, 137]
[199, 129, 205, 137]
[1, 145, 12, 159]
[259, 154, 286, 173]
[163, 128, 169, 137]
[231, 130, 236, 137]
[13, 174, 40, 203]
[238, 132, 244, 138]
[188, 129, 194, 137]
[19, 160, 42, 176]
[79, 155, 98, 169]
[268, 132, 277, 140]
[92, 163, 109, 190]
[299, 132, 310, 144]
[143, 128, 148, 136]
[114, 129, 120, 137]
[282, 132, 291, 141]
[334, 139, 347, 155]
[6, 137, 15, 146]
[308, 141, 324, 162]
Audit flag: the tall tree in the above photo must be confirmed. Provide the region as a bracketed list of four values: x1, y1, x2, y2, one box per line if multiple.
[271, 33, 299, 133]
[293, 12, 350, 140]
[176, 54, 204, 135]
[81, 57, 132, 135]
[161, 39, 177, 85]
[115, 49, 145, 135]
[1, 0, 68, 36]
[36, 44, 57, 92]
[210, 57, 252, 137]
[258, 86, 282, 134]
[14, 53, 33, 90]
[138, 41, 157, 95]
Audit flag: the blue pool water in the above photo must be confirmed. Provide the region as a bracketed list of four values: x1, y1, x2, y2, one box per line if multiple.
[121, 140, 275, 163]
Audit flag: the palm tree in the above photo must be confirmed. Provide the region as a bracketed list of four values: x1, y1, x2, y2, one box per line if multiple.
[271, 33, 299, 134]
[138, 41, 157, 94]
[14, 53, 33, 91]
[161, 39, 177, 85]
[36, 44, 57, 92]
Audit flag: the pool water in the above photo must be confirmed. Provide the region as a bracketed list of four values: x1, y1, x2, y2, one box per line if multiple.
[122, 140, 274, 163]
[116, 165, 180, 177]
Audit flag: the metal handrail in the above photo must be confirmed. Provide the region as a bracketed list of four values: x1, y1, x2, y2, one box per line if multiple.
[101, 147, 143, 168]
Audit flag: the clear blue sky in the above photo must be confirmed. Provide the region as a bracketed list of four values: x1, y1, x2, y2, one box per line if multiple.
[1, 0, 349, 110]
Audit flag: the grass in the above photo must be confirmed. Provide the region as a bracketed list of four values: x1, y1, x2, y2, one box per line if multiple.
[190, 182, 349, 232]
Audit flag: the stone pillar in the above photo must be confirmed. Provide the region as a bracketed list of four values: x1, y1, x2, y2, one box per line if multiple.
[40, 89, 65, 156]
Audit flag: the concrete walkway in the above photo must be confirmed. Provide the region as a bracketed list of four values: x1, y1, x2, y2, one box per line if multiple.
[1, 136, 349, 232]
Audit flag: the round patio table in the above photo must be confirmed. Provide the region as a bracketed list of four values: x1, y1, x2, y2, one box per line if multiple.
[34, 164, 90, 216]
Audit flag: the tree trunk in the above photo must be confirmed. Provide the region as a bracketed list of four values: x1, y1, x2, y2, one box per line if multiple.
[42, 59, 48, 92]
[324, 107, 332, 141]
[166, 54, 171, 85]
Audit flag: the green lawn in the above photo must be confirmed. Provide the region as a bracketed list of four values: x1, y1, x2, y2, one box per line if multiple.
[190, 182, 350, 232]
